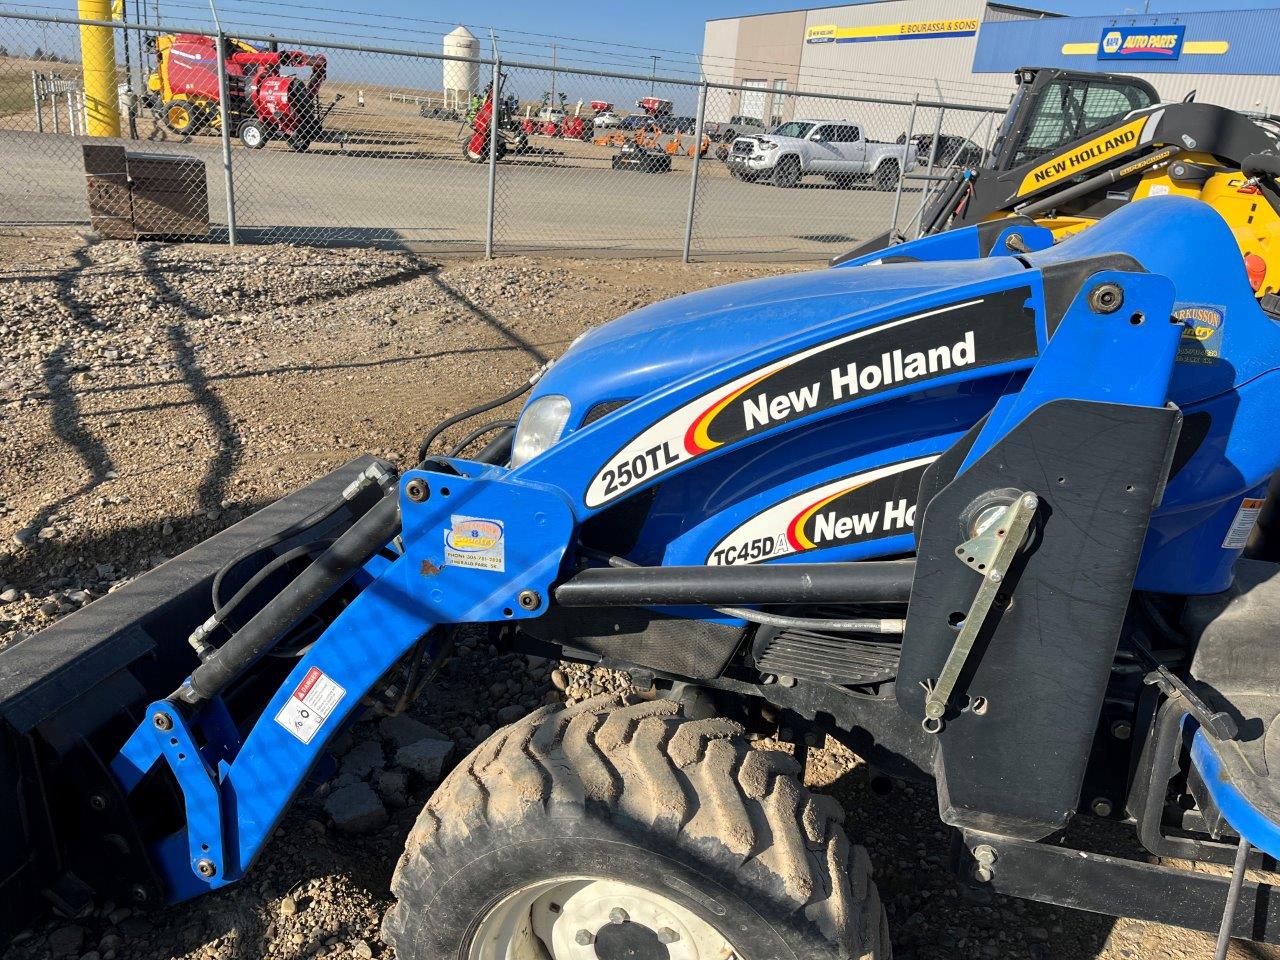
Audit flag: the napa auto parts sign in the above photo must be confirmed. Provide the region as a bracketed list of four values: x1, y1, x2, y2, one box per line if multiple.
[1098, 25, 1185, 60]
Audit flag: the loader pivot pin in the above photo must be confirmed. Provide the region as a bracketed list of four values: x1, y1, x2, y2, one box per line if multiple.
[923, 491, 1038, 732]
[405, 478, 429, 503]
[1088, 282, 1124, 314]
[152, 711, 174, 731]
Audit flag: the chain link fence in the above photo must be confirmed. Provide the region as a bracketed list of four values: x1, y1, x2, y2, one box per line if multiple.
[0, 11, 1006, 261]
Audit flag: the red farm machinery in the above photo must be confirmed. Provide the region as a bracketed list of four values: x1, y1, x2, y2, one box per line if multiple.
[144, 33, 341, 152]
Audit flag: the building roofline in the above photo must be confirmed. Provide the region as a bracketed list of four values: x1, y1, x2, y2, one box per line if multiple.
[708, 2, 1280, 26]
[985, 2, 1064, 19]
[705, 0, 977, 25]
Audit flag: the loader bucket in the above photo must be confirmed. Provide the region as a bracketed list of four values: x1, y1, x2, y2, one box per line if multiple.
[0, 456, 389, 936]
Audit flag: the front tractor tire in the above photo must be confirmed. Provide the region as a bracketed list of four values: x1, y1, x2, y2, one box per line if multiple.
[384, 695, 889, 960]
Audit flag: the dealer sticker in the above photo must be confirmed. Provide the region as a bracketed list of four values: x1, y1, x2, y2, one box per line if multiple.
[1174, 303, 1225, 365]
[275, 666, 346, 745]
[1222, 498, 1265, 550]
[443, 515, 506, 571]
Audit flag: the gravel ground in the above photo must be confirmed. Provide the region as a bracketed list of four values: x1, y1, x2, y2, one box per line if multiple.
[0, 232, 1271, 960]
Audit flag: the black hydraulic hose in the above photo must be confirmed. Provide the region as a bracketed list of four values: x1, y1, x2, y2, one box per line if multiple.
[475, 426, 516, 466]
[209, 460, 396, 613]
[555, 560, 914, 608]
[921, 169, 967, 235]
[447, 419, 518, 458]
[199, 537, 332, 642]
[210, 492, 346, 612]
[177, 493, 401, 705]
[417, 378, 535, 465]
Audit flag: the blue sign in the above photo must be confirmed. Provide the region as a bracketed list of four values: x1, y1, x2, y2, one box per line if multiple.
[1098, 25, 1185, 60]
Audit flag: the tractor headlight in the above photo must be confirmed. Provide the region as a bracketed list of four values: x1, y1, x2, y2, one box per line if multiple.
[510, 394, 572, 467]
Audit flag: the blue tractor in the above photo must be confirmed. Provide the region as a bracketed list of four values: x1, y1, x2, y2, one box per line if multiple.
[5, 195, 1280, 959]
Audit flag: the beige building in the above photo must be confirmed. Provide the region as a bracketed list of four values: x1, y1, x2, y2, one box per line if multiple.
[701, 0, 1023, 131]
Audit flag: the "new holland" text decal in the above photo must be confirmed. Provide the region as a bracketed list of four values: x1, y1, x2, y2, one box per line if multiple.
[706, 456, 937, 566]
[585, 288, 1036, 508]
[1017, 116, 1149, 196]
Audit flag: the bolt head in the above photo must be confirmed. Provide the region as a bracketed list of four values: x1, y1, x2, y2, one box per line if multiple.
[575, 929, 594, 946]
[1022, 494, 1038, 508]
[404, 478, 429, 503]
[1091, 797, 1114, 817]
[1088, 282, 1124, 314]
[152, 711, 173, 731]
[131, 884, 149, 903]
[88, 794, 108, 812]
[988, 571, 1003, 583]
[973, 843, 998, 865]
[657, 927, 680, 944]
[973, 864, 993, 883]
[517, 590, 541, 611]
[195, 858, 217, 878]
[608, 907, 629, 925]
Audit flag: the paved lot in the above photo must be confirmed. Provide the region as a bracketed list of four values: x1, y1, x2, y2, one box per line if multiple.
[0, 129, 910, 257]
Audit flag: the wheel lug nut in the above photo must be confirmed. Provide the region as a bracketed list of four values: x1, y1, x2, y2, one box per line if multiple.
[657, 927, 680, 944]
[609, 907, 629, 924]
[575, 929, 594, 945]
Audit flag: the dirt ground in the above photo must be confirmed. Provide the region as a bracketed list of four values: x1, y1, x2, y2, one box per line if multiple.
[0, 232, 1270, 960]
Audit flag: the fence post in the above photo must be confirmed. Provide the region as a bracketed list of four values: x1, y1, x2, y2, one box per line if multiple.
[908, 106, 945, 239]
[889, 95, 917, 239]
[212, 31, 238, 246]
[682, 80, 708, 264]
[485, 56, 500, 259]
[31, 72, 43, 133]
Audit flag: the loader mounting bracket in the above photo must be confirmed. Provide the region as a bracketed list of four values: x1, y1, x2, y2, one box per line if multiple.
[899, 398, 1182, 840]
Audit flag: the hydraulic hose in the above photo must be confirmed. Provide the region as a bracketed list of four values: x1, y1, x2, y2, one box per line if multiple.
[177, 492, 401, 705]
[188, 538, 336, 660]
[447, 419, 518, 458]
[209, 460, 395, 616]
[416, 374, 541, 464]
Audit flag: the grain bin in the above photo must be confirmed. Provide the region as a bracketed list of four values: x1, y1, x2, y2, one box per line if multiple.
[443, 26, 479, 111]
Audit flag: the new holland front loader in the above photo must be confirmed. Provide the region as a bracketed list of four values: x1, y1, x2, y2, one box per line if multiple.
[7, 84, 1280, 959]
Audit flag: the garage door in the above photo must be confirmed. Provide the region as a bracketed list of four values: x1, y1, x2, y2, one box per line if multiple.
[740, 80, 767, 122]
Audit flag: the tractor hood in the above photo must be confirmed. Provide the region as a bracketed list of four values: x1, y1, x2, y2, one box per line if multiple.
[528, 256, 1026, 438]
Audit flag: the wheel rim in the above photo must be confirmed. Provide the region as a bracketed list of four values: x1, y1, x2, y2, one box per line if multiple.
[469, 877, 741, 960]
[167, 104, 190, 130]
[243, 126, 261, 147]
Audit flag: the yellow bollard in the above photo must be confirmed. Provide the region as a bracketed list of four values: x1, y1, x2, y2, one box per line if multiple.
[77, 0, 121, 137]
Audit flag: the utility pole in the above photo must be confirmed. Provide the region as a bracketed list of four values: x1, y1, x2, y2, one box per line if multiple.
[650, 55, 660, 93]
[550, 43, 557, 113]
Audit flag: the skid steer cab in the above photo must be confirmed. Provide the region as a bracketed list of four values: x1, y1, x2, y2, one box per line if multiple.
[143, 33, 339, 152]
[840, 66, 1280, 312]
[9, 197, 1280, 957]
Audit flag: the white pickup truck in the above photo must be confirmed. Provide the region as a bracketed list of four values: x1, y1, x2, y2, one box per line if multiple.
[726, 119, 915, 189]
